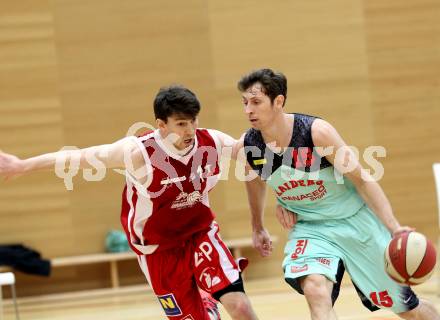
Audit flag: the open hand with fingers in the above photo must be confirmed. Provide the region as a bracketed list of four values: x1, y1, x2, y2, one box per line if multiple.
[275, 204, 297, 230]
[0, 151, 25, 181]
[252, 228, 273, 257]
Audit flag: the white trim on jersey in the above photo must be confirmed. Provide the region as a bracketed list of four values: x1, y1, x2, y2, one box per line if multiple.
[137, 255, 153, 289]
[126, 180, 158, 255]
[207, 128, 237, 184]
[133, 187, 153, 245]
[153, 129, 199, 165]
[126, 182, 137, 243]
[132, 134, 154, 188]
[206, 129, 222, 155]
[125, 132, 158, 254]
[124, 132, 158, 255]
[197, 130, 222, 207]
[207, 222, 239, 284]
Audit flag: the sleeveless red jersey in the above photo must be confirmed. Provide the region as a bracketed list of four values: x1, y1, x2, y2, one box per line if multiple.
[120, 129, 222, 255]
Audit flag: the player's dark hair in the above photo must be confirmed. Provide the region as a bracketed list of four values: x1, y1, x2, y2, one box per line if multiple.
[237, 68, 287, 106]
[154, 85, 201, 122]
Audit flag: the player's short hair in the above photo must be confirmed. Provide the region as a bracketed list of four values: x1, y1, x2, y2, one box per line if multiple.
[154, 85, 201, 122]
[237, 68, 287, 106]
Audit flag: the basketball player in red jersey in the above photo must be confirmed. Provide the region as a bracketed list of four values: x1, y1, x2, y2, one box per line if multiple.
[0, 86, 258, 320]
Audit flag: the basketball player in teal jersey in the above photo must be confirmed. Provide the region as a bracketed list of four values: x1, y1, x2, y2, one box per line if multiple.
[236, 68, 440, 320]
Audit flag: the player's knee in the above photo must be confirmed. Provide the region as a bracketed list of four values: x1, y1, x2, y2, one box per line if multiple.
[230, 300, 252, 316]
[221, 293, 253, 316]
[301, 275, 332, 304]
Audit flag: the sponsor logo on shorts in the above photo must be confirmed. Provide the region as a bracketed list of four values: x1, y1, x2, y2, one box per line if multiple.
[291, 239, 308, 260]
[199, 267, 221, 292]
[291, 264, 308, 273]
[157, 293, 182, 316]
[316, 257, 331, 267]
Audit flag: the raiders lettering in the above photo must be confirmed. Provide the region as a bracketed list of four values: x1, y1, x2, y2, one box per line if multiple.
[276, 180, 327, 201]
[276, 179, 323, 196]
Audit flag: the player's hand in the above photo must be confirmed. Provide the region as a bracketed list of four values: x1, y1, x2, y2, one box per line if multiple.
[276, 204, 297, 230]
[392, 226, 415, 238]
[252, 228, 273, 257]
[0, 151, 25, 181]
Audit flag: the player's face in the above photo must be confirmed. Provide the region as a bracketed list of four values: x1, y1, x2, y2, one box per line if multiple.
[158, 114, 198, 150]
[241, 83, 280, 130]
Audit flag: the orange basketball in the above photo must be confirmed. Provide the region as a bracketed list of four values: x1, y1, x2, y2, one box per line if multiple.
[384, 232, 437, 285]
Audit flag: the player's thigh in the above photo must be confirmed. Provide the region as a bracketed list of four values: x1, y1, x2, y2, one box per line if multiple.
[283, 235, 345, 305]
[138, 249, 209, 320]
[192, 221, 241, 295]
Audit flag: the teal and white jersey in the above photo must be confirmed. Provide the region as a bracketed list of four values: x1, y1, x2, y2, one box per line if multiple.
[245, 114, 420, 313]
[244, 113, 364, 221]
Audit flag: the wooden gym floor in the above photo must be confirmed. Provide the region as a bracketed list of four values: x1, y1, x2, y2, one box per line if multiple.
[2, 275, 440, 320]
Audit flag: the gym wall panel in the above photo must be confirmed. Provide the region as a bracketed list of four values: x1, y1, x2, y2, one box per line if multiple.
[364, 0, 440, 239]
[0, 1, 73, 256]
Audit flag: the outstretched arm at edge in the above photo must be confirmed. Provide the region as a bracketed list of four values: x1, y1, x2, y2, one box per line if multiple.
[0, 136, 144, 181]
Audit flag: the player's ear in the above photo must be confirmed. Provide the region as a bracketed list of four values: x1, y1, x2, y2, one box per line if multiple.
[274, 95, 285, 109]
[156, 118, 166, 130]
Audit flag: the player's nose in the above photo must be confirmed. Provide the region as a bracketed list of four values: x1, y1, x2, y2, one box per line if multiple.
[244, 103, 253, 114]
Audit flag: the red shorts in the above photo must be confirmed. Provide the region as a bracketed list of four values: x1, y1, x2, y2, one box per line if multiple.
[137, 222, 240, 319]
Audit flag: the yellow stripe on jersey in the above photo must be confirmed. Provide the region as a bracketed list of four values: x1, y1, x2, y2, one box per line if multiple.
[253, 158, 267, 165]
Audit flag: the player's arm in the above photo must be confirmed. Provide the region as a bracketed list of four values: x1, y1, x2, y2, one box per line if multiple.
[311, 119, 412, 236]
[232, 136, 297, 231]
[0, 137, 144, 180]
[243, 160, 273, 258]
[276, 204, 297, 230]
[207, 129, 242, 161]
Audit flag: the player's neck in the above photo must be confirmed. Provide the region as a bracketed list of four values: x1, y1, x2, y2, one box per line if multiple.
[158, 131, 195, 156]
[261, 113, 293, 149]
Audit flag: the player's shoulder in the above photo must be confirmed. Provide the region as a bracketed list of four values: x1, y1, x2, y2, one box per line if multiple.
[199, 128, 238, 148]
[196, 128, 215, 140]
[199, 128, 226, 137]
[311, 118, 336, 142]
[125, 130, 156, 159]
[310, 118, 347, 152]
[195, 128, 219, 149]
[293, 113, 320, 131]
